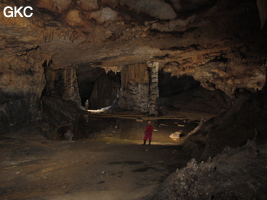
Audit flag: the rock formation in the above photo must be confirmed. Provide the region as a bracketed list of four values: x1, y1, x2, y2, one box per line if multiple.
[257, 0, 267, 29]
[182, 84, 267, 160]
[147, 142, 267, 200]
[0, 0, 266, 138]
[1, 0, 267, 199]
[119, 63, 150, 112]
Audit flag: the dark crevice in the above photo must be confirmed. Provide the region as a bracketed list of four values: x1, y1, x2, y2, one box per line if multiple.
[209, 54, 228, 63]
[116, 4, 156, 25]
[153, 54, 170, 60]
[18, 46, 40, 56]
[161, 44, 201, 51]
[159, 73, 200, 98]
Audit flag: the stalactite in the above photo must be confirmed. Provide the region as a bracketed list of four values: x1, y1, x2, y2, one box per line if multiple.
[121, 63, 149, 90]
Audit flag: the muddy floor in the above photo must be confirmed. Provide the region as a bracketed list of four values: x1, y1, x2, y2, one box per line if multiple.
[0, 114, 200, 200]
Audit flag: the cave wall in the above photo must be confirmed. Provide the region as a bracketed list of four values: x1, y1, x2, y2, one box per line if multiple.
[39, 66, 82, 139]
[76, 66, 106, 106]
[257, 0, 267, 29]
[1, 0, 266, 99]
[148, 62, 159, 115]
[182, 87, 267, 160]
[44, 67, 81, 104]
[89, 71, 120, 109]
[76, 66, 121, 109]
[0, 48, 81, 136]
[40, 96, 81, 139]
[0, 49, 45, 134]
[119, 63, 150, 112]
[159, 74, 200, 98]
[119, 62, 159, 114]
[0, 0, 267, 135]
[157, 73, 231, 115]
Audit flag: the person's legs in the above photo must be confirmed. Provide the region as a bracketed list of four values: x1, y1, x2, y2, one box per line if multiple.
[143, 135, 147, 145]
[148, 134, 152, 145]
[144, 134, 152, 145]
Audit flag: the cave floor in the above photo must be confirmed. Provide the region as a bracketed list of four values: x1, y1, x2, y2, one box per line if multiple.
[86, 110, 216, 121]
[0, 130, 191, 200]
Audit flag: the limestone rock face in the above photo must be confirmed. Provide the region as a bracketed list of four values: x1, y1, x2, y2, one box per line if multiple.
[148, 62, 159, 115]
[119, 0, 177, 20]
[119, 64, 150, 112]
[151, 16, 196, 32]
[149, 143, 267, 200]
[44, 68, 81, 104]
[89, 7, 118, 24]
[40, 97, 80, 139]
[117, 62, 158, 114]
[76, 67, 106, 106]
[0, 48, 45, 133]
[35, 0, 72, 13]
[65, 9, 83, 26]
[89, 71, 120, 109]
[0, 0, 266, 134]
[182, 88, 267, 160]
[77, 0, 99, 11]
[102, 0, 118, 8]
[170, 0, 213, 12]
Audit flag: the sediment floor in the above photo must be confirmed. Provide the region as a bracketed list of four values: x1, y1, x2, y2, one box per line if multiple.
[0, 112, 202, 200]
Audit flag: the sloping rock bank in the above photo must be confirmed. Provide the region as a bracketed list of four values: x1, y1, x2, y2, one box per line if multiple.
[143, 86, 267, 200]
[146, 142, 267, 200]
[182, 86, 267, 160]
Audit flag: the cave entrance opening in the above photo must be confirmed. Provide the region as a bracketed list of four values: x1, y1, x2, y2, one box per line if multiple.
[76, 66, 121, 110]
[158, 71, 231, 116]
[159, 72, 200, 98]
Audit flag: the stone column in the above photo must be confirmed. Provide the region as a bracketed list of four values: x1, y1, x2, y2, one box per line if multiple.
[62, 68, 81, 104]
[148, 62, 159, 115]
[44, 68, 81, 105]
[257, 0, 267, 29]
[119, 64, 150, 112]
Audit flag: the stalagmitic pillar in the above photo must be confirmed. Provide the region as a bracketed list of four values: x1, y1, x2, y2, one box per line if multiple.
[44, 68, 81, 105]
[119, 64, 150, 112]
[257, 0, 267, 29]
[148, 62, 159, 115]
[62, 69, 81, 104]
[118, 62, 159, 114]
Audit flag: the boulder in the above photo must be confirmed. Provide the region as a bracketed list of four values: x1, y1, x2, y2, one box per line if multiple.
[89, 7, 119, 24]
[77, 0, 99, 11]
[35, 0, 72, 13]
[65, 9, 83, 26]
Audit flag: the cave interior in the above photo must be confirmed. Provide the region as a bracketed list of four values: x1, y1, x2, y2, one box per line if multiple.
[0, 0, 267, 199]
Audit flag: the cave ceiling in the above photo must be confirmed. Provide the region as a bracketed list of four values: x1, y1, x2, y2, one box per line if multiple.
[0, 0, 267, 96]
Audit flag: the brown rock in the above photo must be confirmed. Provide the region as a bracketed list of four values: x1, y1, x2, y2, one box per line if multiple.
[35, 0, 71, 13]
[65, 9, 83, 26]
[119, 0, 177, 20]
[102, 0, 119, 8]
[89, 7, 119, 24]
[77, 0, 99, 11]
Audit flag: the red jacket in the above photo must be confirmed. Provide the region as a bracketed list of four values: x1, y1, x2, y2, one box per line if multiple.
[145, 125, 154, 135]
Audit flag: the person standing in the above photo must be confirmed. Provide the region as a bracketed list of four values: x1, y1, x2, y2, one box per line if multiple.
[85, 99, 89, 110]
[143, 121, 154, 145]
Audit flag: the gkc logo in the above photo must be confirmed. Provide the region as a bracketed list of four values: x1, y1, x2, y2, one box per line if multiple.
[3, 6, 33, 18]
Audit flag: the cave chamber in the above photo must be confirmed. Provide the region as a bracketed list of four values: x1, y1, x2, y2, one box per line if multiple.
[0, 0, 267, 199]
